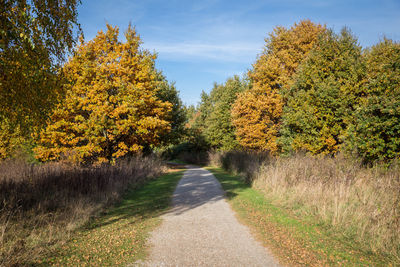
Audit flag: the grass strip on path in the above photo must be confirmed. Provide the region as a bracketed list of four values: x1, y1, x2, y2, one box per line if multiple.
[38, 169, 185, 266]
[207, 167, 389, 267]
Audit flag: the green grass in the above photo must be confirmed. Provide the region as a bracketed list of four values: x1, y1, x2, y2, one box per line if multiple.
[37, 170, 185, 266]
[207, 167, 389, 267]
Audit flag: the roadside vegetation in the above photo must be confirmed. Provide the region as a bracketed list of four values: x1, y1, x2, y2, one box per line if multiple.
[2, 1, 399, 266]
[209, 152, 400, 265]
[1, 2, 187, 265]
[41, 169, 184, 266]
[0, 157, 167, 265]
[208, 165, 395, 266]
[178, 20, 400, 265]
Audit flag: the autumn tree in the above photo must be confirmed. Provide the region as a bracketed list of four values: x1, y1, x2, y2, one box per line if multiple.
[0, 118, 25, 158]
[232, 20, 325, 153]
[0, 0, 81, 158]
[232, 89, 283, 151]
[279, 28, 365, 155]
[34, 24, 171, 163]
[345, 39, 400, 162]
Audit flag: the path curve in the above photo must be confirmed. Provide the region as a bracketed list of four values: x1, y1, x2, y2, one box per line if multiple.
[140, 166, 279, 266]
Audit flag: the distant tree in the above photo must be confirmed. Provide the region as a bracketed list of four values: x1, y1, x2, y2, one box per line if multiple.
[184, 76, 247, 151]
[232, 20, 325, 153]
[155, 71, 186, 146]
[184, 104, 196, 128]
[0, 0, 81, 158]
[279, 28, 365, 155]
[181, 104, 209, 150]
[34, 25, 171, 163]
[204, 75, 247, 150]
[193, 90, 213, 132]
[345, 39, 400, 162]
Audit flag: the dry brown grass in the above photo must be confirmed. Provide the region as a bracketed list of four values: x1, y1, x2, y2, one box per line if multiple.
[0, 156, 165, 266]
[209, 150, 269, 182]
[209, 151, 400, 260]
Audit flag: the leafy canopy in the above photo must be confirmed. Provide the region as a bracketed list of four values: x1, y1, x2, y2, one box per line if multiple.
[345, 39, 400, 162]
[35, 24, 171, 163]
[155, 71, 186, 146]
[0, 0, 81, 158]
[232, 20, 325, 152]
[204, 76, 248, 150]
[279, 28, 365, 155]
[186, 75, 248, 151]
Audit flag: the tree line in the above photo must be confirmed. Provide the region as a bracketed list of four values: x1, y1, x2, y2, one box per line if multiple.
[189, 20, 400, 163]
[2, 1, 399, 165]
[1, 1, 186, 164]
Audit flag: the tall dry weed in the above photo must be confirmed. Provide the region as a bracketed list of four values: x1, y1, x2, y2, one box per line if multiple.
[0, 156, 165, 266]
[210, 151, 400, 260]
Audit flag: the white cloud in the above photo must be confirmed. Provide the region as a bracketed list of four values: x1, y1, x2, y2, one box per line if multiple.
[144, 41, 263, 63]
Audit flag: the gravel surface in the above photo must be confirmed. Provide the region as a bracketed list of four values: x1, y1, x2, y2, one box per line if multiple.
[138, 166, 279, 267]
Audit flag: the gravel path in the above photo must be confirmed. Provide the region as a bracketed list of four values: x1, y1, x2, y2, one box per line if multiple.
[140, 166, 279, 267]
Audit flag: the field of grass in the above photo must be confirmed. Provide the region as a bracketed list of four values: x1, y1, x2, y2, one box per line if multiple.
[207, 167, 392, 266]
[38, 169, 185, 266]
[0, 157, 175, 265]
[209, 151, 400, 262]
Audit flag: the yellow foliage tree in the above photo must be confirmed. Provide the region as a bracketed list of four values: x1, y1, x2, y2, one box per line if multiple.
[0, 0, 81, 158]
[34, 25, 171, 163]
[231, 89, 282, 151]
[232, 20, 325, 152]
[0, 119, 25, 158]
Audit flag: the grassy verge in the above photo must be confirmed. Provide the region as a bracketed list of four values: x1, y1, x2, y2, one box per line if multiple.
[207, 167, 389, 266]
[38, 169, 185, 266]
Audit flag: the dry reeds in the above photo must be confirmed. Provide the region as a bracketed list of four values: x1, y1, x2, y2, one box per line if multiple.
[0, 156, 165, 266]
[210, 151, 400, 260]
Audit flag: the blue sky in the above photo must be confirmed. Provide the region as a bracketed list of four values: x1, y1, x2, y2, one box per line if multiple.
[77, 0, 400, 106]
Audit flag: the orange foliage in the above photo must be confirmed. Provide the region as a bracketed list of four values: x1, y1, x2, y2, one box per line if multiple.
[232, 90, 283, 152]
[232, 20, 325, 152]
[35, 25, 171, 163]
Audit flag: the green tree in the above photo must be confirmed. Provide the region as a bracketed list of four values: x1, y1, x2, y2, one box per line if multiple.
[180, 96, 211, 152]
[279, 28, 365, 155]
[184, 104, 196, 128]
[346, 39, 400, 162]
[193, 90, 212, 132]
[155, 71, 186, 146]
[35, 25, 171, 163]
[0, 0, 81, 158]
[185, 75, 247, 151]
[204, 75, 248, 150]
